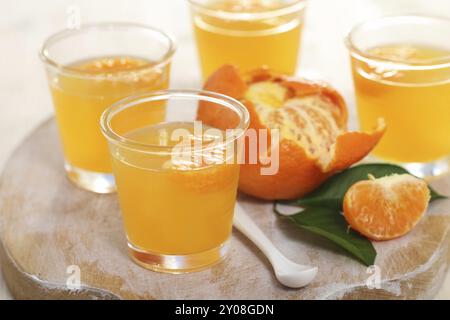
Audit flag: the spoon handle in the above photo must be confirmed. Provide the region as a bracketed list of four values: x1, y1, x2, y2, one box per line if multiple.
[233, 203, 286, 265]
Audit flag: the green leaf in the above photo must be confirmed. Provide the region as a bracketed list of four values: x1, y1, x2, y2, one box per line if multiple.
[430, 188, 447, 201]
[293, 163, 446, 210]
[275, 205, 376, 266]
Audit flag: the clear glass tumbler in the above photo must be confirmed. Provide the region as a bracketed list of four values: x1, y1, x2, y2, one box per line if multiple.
[189, 0, 307, 79]
[101, 90, 249, 273]
[346, 16, 450, 177]
[40, 23, 176, 193]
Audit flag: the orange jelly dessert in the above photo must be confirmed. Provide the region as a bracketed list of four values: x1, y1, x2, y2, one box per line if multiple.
[352, 44, 450, 163]
[191, 0, 305, 79]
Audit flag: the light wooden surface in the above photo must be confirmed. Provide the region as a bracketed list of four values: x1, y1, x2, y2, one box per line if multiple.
[1, 119, 449, 299]
[0, 0, 450, 299]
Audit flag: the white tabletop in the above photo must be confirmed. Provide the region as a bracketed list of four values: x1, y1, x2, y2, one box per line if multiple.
[0, 0, 449, 300]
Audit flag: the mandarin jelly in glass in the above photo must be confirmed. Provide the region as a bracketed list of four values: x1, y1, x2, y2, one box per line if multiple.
[190, 0, 306, 79]
[40, 23, 176, 192]
[101, 90, 249, 273]
[347, 16, 450, 177]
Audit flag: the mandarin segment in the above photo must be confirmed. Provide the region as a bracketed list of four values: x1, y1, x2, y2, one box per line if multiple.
[199, 65, 385, 200]
[283, 80, 348, 128]
[167, 163, 239, 193]
[343, 174, 430, 241]
[245, 81, 288, 109]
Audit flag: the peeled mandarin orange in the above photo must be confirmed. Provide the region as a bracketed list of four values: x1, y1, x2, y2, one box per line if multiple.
[343, 174, 430, 241]
[197, 65, 386, 200]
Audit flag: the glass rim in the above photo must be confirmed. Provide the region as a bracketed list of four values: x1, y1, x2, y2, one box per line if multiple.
[345, 15, 450, 70]
[100, 89, 250, 154]
[188, 0, 306, 21]
[39, 22, 177, 77]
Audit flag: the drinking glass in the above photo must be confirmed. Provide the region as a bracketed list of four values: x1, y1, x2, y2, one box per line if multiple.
[346, 16, 450, 177]
[189, 0, 307, 79]
[40, 23, 176, 193]
[101, 90, 249, 273]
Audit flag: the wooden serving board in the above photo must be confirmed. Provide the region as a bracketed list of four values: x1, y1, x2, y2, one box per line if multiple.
[1, 118, 450, 300]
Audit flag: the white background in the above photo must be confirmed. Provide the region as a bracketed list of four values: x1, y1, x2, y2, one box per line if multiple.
[0, 0, 449, 299]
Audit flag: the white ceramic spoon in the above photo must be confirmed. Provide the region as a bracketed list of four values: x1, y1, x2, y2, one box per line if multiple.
[233, 203, 318, 288]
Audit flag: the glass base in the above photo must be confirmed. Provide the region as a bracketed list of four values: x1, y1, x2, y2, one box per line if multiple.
[366, 156, 449, 179]
[402, 158, 449, 179]
[64, 162, 116, 194]
[128, 240, 229, 274]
